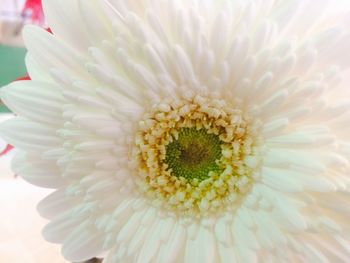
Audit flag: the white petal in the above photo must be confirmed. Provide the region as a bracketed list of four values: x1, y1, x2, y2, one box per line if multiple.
[1, 81, 63, 125]
[116, 211, 144, 244]
[214, 215, 233, 246]
[42, 212, 86, 243]
[136, 218, 162, 263]
[25, 54, 52, 82]
[77, 0, 113, 44]
[12, 151, 65, 188]
[0, 118, 61, 152]
[23, 25, 90, 80]
[37, 188, 79, 219]
[62, 223, 105, 261]
[157, 223, 186, 263]
[42, 0, 91, 53]
[232, 215, 259, 251]
[261, 167, 303, 192]
[184, 225, 218, 263]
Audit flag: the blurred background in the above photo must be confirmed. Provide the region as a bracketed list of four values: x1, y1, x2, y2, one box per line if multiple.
[0, 0, 27, 103]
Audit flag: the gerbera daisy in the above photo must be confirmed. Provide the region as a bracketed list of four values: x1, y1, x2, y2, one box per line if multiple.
[1, 0, 350, 262]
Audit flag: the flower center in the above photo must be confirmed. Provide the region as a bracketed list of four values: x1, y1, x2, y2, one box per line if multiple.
[133, 95, 262, 217]
[165, 128, 221, 181]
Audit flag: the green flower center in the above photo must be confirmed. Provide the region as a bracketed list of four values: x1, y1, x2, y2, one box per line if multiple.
[134, 96, 260, 215]
[164, 128, 222, 181]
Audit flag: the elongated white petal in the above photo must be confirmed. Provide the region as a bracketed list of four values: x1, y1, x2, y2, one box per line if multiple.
[62, 223, 105, 261]
[12, 151, 65, 188]
[0, 118, 61, 152]
[23, 26, 90, 80]
[1, 81, 63, 125]
[42, 0, 91, 53]
[37, 188, 79, 219]
[184, 226, 218, 263]
[25, 54, 52, 82]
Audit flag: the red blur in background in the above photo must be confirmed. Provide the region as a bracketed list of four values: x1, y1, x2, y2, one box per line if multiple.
[21, 0, 44, 24]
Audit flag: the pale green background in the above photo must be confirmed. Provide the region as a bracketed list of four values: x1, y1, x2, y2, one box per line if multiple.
[0, 45, 27, 112]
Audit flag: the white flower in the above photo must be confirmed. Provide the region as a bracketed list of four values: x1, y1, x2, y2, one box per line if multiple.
[2, 0, 350, 262]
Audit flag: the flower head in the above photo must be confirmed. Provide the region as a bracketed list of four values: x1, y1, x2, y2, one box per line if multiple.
[2, 0, 350, 262]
